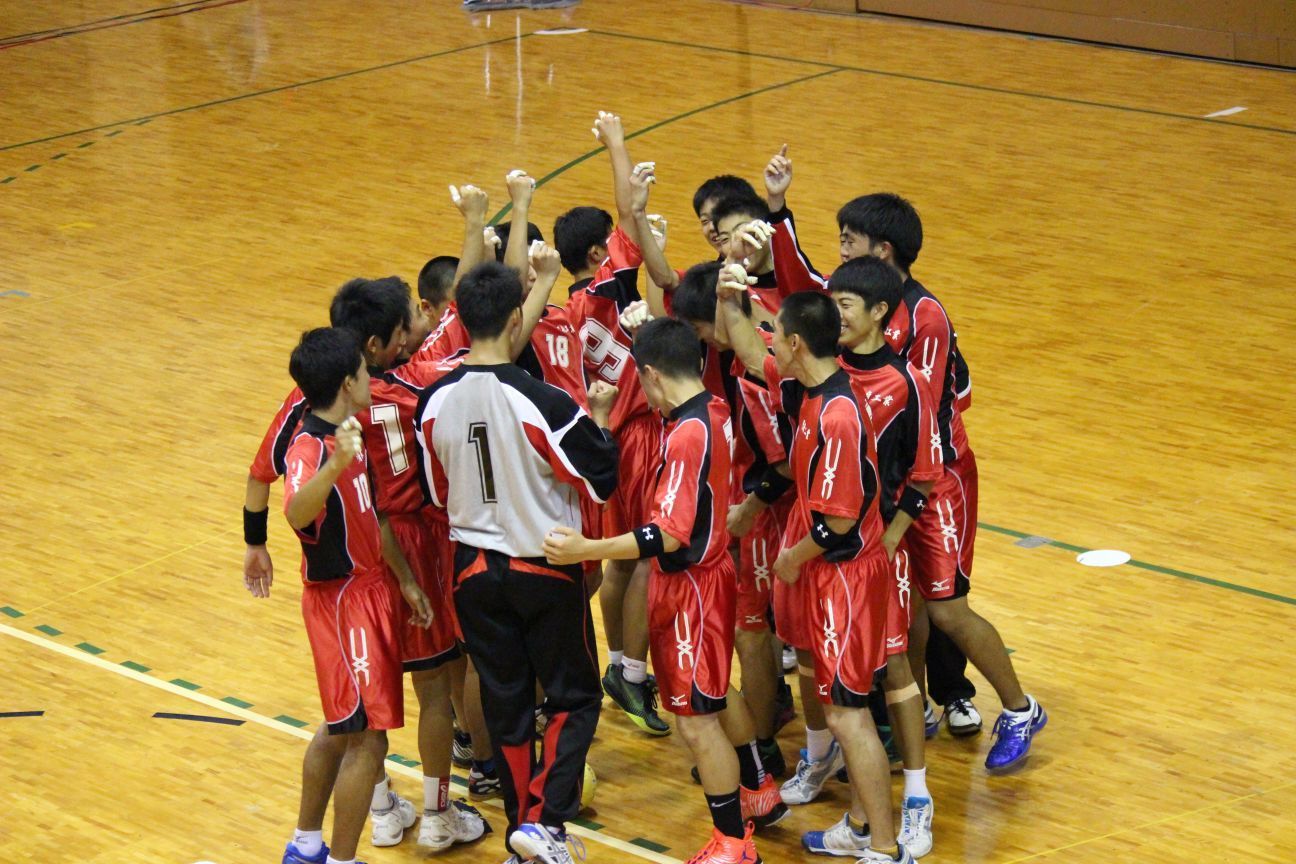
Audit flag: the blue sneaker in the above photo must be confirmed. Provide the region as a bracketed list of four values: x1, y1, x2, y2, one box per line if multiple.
[282, 842, 329, 864]
[923, 700, 939, 739]
[985, 696, 1047, 772]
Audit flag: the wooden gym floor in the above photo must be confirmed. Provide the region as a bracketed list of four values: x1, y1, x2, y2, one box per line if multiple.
[1, 1, 1294, 862]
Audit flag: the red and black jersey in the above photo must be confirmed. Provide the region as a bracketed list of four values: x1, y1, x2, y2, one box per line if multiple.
[516, 304, 590, 412]
[565, 227, 650, 433]
[249, 387, 307, 483]
[731, 331, 792, 499]
[765, 359, 883, 563]
[410, 302, 470, 365]
[282, 414, 385, 583]
[759, 206, 829, 312]
[360, 358, 463, 516]
[838, 345, 943, 522]
[883, 278, 970, 463]
[640, 392, 732, 573]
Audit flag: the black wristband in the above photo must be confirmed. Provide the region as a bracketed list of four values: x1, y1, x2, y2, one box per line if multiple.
[897, 485, 929, 521]
[634, 523, 666, 559]
[244, 507, 269, 546]
[810, 512, 855, 550]
[754, 469, 793, 505]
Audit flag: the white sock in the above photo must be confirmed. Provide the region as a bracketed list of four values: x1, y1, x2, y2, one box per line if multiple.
[608, 649, 624, 667]
[326, 857, 356, 864]
[292, 829, 323, 857]
[621, 657, 648, 685]
[424, 775, 449, 813]
[806, 727, 834, 762]
[1005, 695, 1035, 717]
[371, 776, 392, 811]
[903, 768, 930, 800]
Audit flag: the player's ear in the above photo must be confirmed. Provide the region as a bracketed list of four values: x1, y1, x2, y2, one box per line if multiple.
[363, 334, 382, 361]
[587, 244, 607, 267]
[872, 301, 889, 324]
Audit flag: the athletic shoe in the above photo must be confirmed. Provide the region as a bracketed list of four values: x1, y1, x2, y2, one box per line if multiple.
[469, 763, 502, 800]
[452, 729, 474, 767]
[508, 823, 586, 864]
[780, 741, 843, 805]
[985, 696, 1047, 772]
[782, 645, 797, 674]
[281, 842, 328, 864]
[419, 799, 490, 850]
[898, 796, 933, 858]
[685, 824, 761, 863]
[773, 680, 796, 735]
[741, 776, 789, 829]
[535, 704, 550, 736]
[944, 698, 982, 737]
[602, 663, 670, 736]
[801, 812, 870, 857]
[923, 701, 940, 739]
[757, 738, 786, 779]
[371, 790, 417, 846]
[856, 847, 915, 863]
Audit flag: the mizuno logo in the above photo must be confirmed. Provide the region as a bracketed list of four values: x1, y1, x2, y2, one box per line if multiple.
[670, 694, 687, 707]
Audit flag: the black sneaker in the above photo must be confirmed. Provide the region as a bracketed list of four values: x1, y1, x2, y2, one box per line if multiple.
[773, 679, 796, 735]
[468, 762, 501, 800]
[602, 664, 670, 736]
[757, 738, 787, 779]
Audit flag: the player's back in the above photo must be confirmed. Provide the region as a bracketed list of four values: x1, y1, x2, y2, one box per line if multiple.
[416, 363, 617, 558]
[654, 393, 733, 573]
[518, 305, 589, 412]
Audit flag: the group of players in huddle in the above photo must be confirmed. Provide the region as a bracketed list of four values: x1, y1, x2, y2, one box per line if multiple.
[241, 111, 1047, 864]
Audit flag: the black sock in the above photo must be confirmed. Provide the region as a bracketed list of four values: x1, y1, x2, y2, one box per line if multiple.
[735, 742, 765, 789]
[704, 790, 744, 838]
[756, 736, 776, 751]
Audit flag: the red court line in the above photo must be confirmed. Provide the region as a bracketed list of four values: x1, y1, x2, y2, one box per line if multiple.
[0, 0, 249, 51]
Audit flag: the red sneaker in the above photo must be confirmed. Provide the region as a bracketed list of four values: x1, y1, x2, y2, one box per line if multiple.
[740, 776, 789, 829]
[685, 826, 762, 864]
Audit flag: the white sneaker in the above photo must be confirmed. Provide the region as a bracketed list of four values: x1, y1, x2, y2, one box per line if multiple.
[780, 740, 845, 805]
[782, 645, 797, 674]
[370, 790, 417, 846]
[856, 846, 915, 863]
[800, 812, 871, 857]
[419, 799, 489, 850]
[509, 822, 586, 863]
[944, 698, 982, 737]
[898, 796, 934, 857]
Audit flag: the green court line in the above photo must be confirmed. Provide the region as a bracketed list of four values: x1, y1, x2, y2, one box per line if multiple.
[274, 714, 309, 728]
[979, 522, 1296, 605]
[76, 642, 104, 654]
[121, 660, 151, 672]
[34, 624, 61, 636]
[582, 29, 1296, 138]
[220, 695, 252, 708]
[0, 34, 526, 153]
[1, 177, 13, 184]
[488, 68, 843, 225]
[170, 678, 201, 690]
[386, 753, 420, 767]
[1, 606, 24, 618]
[571, 816, 604, 831]
[630, 837, 671, 853]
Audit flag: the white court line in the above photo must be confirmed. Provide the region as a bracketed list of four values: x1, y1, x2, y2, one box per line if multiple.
[0, 621, 682, 864]
[1204, 106, 1248, 118]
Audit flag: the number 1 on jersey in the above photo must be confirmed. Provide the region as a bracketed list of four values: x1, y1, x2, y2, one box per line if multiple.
[468, 422, 497, 503]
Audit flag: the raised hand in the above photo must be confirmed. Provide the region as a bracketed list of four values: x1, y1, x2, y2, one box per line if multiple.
[453, 183, 489, 222]
[618, 299, 652, 334]
[506, 168, 536, 208]
[629, 161, 655, 213]
[716, 263, 757, 301]
[530, 239, 562, 282]
[732, 219, 775, 266]
[331, 417, 364, 469]
[592, 110, 626, 148]
[764, 143, 792, 210]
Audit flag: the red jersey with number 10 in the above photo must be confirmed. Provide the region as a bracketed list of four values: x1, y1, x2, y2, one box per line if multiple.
[283, 414, 385, 583]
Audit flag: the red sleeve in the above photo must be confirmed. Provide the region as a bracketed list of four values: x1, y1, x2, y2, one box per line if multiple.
[410, 304, 470, 364]
[740, 380, 787, 466]
[762, 355, 783, 409]
[811, 399, 864, 519]
[249, 387, 305, 483]
[605, 225, 643, 271]
[282, 435, 327, 537]
[909, 298, 952, 400]
[904, 363, 944, 484]
[769, 208, 827, 297]
[390, 356, 459, 389]
[648, 419, 706, 545]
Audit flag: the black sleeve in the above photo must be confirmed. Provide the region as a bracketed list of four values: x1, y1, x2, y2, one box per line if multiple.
[556, 415, 620, 503]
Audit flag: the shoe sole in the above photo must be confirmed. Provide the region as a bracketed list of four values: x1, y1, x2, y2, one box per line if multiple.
[623, 709, 671, 736]
[948, 723, 982, 738]
[749, 802, 790, 829]
[800, 838, 869, 857]
[469, 788, 501, 801]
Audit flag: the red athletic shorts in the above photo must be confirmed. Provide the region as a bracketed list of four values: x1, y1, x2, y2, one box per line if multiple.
[301, 568, 404, 733]
[885, 545, 914, 656]
[388, 508, 461, 672]
[647, 558, 736, 717]
[773, 566, 813, 652]
[735, 499, 791, 632]
[805, 551, 890, 708]
[605, 413, 662, 538]
[906, 452, 977, 601]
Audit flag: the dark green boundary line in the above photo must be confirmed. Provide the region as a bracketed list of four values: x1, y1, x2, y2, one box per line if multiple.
[488, 67, 844, 225]
[582, 29, 1296, 138]
[0, 34, 526, 153]
[978, 522, 1296, 606]
[1, 121, 152, 189]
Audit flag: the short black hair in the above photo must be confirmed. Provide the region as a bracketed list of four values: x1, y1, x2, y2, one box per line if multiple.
[632, 317, 703, 380]
[289, 327, 363, 410]
[828, 257, 905, 327]
[671, 261, 750, 323]
[693, 175, 757, 216]
[492, 221, 545, 263]
[553, 206, 613, 274]
[836, 193, 923, 269]
[709, 193, 770, 230]
[778, 292, 840, 359]
[417, 256, 459, 306]
[329, 276, 411, 348]
[456, 262, 522, 340]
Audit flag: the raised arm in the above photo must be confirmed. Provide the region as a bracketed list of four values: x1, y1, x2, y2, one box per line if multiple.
[593, 111, 640, 247]
[717, 264, 768, 380]
[510, 240, 562, 360]
[448, 184, 489, 299]
[627, 162, 679, 317]
[503, 169, 535, 277]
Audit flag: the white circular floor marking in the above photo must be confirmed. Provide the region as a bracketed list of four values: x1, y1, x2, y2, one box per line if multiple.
[1077, 549, 1131, 567]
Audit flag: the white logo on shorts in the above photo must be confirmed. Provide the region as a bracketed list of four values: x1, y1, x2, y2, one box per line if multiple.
[820, 599, 840, 659]
[751, 538, 771, 593]
[349, 627, 370, 686]
[935, 499, 958, 554]
[674, 611, 695, 670]
[670, 694, 688, 708]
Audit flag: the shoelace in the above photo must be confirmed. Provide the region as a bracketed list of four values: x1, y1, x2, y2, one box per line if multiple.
[564, 831, 587, 862]
[948, 698, 974, 719]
